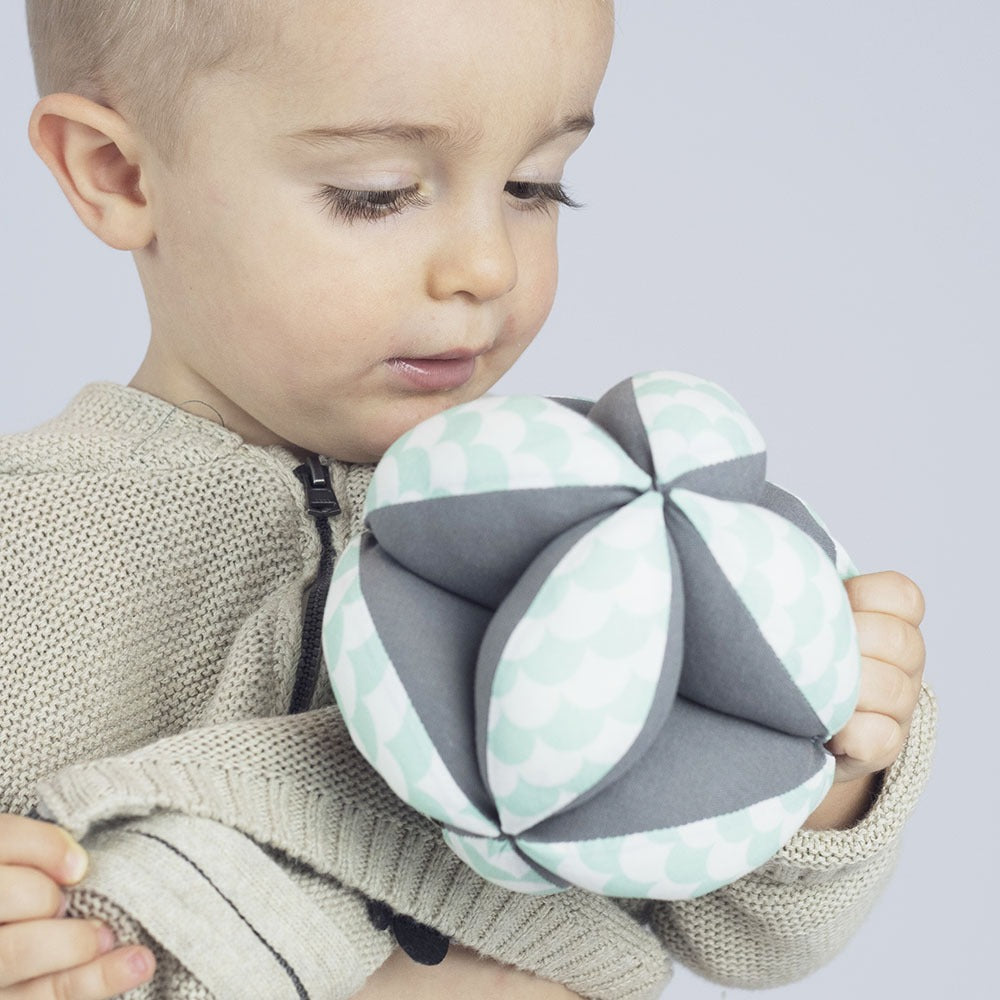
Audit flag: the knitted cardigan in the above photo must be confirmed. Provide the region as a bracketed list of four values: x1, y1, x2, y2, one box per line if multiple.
[0, 383, 936, 1000]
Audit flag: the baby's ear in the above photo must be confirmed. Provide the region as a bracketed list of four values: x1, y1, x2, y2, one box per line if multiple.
[29, 93, 154, 251]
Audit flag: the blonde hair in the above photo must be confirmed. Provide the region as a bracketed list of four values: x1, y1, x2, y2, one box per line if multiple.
[26, 0, 278, 158]
[26, 0, 614, 159]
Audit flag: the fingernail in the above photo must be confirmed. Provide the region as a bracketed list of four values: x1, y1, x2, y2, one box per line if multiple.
[62, 843, 89, 884]
[90, 920, 116, 954]
[127, 948, 154, 979]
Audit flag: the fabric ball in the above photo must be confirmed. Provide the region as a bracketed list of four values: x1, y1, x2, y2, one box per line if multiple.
[323, 371, 861, 899]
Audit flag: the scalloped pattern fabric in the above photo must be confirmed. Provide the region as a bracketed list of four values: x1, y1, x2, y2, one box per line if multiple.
[323, 372, 861, 899]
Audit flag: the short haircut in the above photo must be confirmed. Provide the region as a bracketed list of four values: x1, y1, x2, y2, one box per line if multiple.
[25, 0, 278, 160]
[26, 1, 614, 161]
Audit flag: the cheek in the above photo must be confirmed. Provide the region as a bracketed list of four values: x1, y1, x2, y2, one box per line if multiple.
[197, 224, 365, 354]
[516, 234, 561, 341]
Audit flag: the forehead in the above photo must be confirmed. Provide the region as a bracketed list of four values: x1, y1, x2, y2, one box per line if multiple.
[216, 0, 614, 143]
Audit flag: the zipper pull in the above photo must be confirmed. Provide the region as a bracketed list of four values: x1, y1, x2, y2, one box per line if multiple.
[295, 456, 341, 518]
[289, 456, 340, 715]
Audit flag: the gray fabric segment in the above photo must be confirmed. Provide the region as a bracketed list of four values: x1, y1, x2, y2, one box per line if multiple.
[548, 396, 595, 418]
[525, 697, 828, 841]
[668, 453, 767, 503]
[758, 482, 837, 564]
[367, 486, 639, 610]
[587, 378, 655, 478]
[473, 512, 614, 792]
[665, 504, 827, 739]
[358, 536, 497, 821]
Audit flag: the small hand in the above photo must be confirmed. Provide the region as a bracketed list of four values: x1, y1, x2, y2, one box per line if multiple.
[806, 570, 926, 829]
[0, 814, 155, 999]
[357, 943, 583, 1000]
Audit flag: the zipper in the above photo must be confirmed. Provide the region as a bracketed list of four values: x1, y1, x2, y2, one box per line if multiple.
[289, 456, 341, 714]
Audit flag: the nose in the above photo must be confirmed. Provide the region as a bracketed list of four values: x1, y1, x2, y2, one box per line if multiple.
[426, 206, 518, 303]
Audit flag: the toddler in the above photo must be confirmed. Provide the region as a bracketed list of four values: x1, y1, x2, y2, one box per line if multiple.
[0, 1, 934, 998]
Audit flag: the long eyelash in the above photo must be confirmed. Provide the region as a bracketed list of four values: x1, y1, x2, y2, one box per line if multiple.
[317, 185, 425, 223]
[505, 181, 582, 212]
[316, 180, 581, 224]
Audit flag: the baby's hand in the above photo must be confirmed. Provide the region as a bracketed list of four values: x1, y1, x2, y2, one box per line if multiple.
[806, 571, 926, 829]
[0, 814, 154, 999]
[833, 570, 926, 778]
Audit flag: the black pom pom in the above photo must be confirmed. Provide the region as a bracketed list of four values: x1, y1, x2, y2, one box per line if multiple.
[390, 913, 450, 966]
[365, 899, 450, 966]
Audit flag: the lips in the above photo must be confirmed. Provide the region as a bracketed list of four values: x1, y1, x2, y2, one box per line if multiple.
[386, 350, 480, 392]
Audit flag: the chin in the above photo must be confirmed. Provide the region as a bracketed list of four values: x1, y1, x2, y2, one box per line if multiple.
[391, 394, 471, 438]
[323, 390, 494, 464]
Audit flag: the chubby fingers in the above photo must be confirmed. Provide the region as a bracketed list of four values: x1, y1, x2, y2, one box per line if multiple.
[0, 923, 154, 998]
[828, 650, 922, 772]
[0, 866, 66, 926]
[845, 569, 925, 626]
[829, 571, 927, 781]
[847, 570, 926, 685]
[0, 816, 88, 892]
[0, 916, 156, 1000]
[826, 686, 906, 780]
[0, 816, 156, 997]
[0, 817, 89, 927]
[0, 919, 114, 989]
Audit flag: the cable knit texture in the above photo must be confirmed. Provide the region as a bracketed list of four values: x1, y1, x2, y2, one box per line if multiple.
[1, 383, 936, 999]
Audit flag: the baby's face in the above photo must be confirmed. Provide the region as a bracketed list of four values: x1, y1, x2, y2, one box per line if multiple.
[132, 0, 614, 462]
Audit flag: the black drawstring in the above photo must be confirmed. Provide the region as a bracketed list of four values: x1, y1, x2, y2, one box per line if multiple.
[367, 900, 450, 965]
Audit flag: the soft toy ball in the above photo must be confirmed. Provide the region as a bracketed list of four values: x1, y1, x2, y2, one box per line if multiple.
[323, 371, 860, 899]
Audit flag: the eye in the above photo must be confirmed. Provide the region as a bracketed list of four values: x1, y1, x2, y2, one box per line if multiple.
[317, 184, 426, 223]
[504, 181, 581, 213]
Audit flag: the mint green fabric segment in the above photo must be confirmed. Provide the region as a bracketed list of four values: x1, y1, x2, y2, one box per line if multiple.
[519, 760, 834, 899]
[670, 489, 860, 737]
[366, 395, 651, 514]
[485, 493, 672, 836]
[632, 372, 766, 485]
[442, 830, 562, 895]
[324, 539, 499, 838]
[773, 482, 861, 580]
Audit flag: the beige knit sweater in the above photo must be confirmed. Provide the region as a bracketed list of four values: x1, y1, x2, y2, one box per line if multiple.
[0, 383, 936, 1000]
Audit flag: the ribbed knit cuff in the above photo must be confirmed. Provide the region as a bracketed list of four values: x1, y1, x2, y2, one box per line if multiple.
[330, 809, 670, 1000]
[76, 814, 384, 999]
[758, 682, 937, 882]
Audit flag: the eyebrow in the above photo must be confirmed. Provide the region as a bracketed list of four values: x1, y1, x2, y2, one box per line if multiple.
[283, 112, 596, 150]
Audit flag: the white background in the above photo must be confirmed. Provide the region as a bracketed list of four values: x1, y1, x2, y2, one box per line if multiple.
[2, 2, 997, 997]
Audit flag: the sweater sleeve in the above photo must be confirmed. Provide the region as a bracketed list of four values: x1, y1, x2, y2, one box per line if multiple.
[36, 691, 935, 998]
[639, 683, 937, 988]
[36, 708, 672, 1000]
[61, 815, 391, 1000]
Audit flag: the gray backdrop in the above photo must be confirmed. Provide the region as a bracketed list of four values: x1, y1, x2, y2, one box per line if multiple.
[2, 2, 996, 997]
